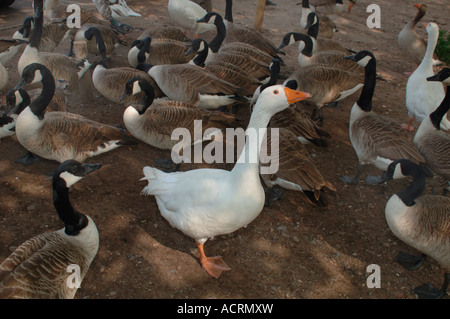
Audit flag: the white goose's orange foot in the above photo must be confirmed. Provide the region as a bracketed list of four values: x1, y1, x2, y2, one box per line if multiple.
[196, 242, 231, 279]
[200, 256, 231, 279]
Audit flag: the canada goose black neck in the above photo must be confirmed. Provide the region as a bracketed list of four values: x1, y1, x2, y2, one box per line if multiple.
[208, 13, 226, 53]
[306, 13, 319, 39]
[29, 0, 44, 49]
[429, 87, 450, 130]
[354, 52, 376, 112]
[52, 161, 101, 236]
[6, 88, 31, 115]
[137, 36, 151, 64]
[85, 27, 107, 59]
[52, 176, 88, 236]
[300, 36, 314, 57]
[190, 39, 209, 66]
[390, 160, 427, 207]
[25, 65, 56, 119]
[225, 0, 233, 23]
[260, 59, 281, 92]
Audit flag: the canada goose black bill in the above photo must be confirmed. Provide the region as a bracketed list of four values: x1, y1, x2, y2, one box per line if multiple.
[427, 68, 450, 84]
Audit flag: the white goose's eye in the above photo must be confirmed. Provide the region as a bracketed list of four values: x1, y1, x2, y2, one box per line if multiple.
[273, 89, 279, 95]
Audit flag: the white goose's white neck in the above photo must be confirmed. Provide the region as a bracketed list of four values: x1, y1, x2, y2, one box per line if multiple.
[417, 29, 439, 73]
[232, 106, 272, 176]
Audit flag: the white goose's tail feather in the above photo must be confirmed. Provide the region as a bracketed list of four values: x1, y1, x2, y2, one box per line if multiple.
[141, 166, 178, 196]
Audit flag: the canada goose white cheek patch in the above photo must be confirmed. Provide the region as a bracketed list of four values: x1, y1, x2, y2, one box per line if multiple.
[14, 90, 23, 105]
[132, 81, 142, 95]
[60, 171, 83, 188]
[32, 70, 43, 84]
[393, 164, 407, 179]
[357, 55, 372, 67]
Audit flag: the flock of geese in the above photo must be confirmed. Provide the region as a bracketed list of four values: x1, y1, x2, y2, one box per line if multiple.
[0, 0, 448, 299]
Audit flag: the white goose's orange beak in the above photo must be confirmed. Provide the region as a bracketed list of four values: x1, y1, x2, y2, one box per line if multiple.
[284, 87, 312, 104]
[348, 2, 354, 12]
[423, 22, 429, 27]
[414, 3, 422, 10]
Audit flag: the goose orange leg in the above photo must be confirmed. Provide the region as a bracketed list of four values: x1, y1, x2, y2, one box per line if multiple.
[401, 117, 415, 132]
[196, 241, 231, 279]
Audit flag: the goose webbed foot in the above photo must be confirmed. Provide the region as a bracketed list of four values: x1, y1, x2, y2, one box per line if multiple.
[311, 108, 324, 127]
[15, 151, 39, 166]
[395, 251, 426, 270]
[365, 174, 386, 185]
[264, 186, 284, 207]
[154, 158, 180, 172]
[414, 283, 445, 299]
[339, 165, 363, 184]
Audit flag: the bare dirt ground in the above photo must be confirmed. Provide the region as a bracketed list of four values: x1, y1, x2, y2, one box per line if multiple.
[0, 0, 449, 300]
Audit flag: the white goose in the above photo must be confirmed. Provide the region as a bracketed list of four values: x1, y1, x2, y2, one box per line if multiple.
[168, 0, 216, 38]
[404, 23, 448, 132]
[141, 84, 311, 278]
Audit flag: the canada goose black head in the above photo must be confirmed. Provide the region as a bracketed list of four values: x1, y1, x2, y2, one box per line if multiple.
[277, 32, 310, 50]
[5, 88, 31, 115]
[136, 36, 151, 64]
[53, 160, 101, 236]
[427, 68, 450, 84]
[84, 27, 107, 60]
[305, 11, 319, 29]
[197, 12, 221, 26]
[185, 38, 209, 66]
[16, 16, 34, 39]
[121, 78, 155, 114]
[344, 50, 375, 68]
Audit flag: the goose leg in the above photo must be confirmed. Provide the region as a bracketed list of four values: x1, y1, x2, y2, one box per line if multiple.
[196, 241, 231, 279]
[311, 107, 324, 127]
[414, 273, 449, 299]
[396, 251, 426, 270]
[15, 151, 39, 166]
[339, 165, 363, 184]
[401, 117, 415, 132]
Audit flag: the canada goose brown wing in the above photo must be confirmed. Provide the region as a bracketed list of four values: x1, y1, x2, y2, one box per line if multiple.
[214, 52, 271, 80]
[225, 25, 279, 57]
[352, 114, 425, 164]
[0, 232, 87, 299]
[270, 106, 330, 146]
[140, 105, 235, 137]
[151, 64, 249, 102]
[261, 128, 336, 201]
[218, 42, 275, 65]
[206, 61, 261, 93]
[38, 53, 83, 84]
[313, 51, 365, 74]
[417, 132, 450, 179]
[41, 112, 125, 154]
[414, 195, 450, 242]
[147, 39, 193, 65]
[316, 38, 350, 54]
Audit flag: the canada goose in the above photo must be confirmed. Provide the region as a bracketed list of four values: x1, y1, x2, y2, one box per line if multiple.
[73, 24, 126, 61]
[413, 72, 450, 194]
[295, 34, 364, 74]
[122, 77, 235, 153]
[397, 4, 443, 67]
[221, 0, 281, 58]
[374, 159, 450, 299]
[250, 58, 330, 147]
[136, 62, 250, 109]
[132, 36, 195, 67]
[196, 12, 282, 66]
[404, 23, 448, 132]
[0, 63, 7, 91]
[0, 38, 27, 66]
[187, 38, 267, 93]
[13, 16, 70, 53]
[128, 26, 191, 67]
[7, 86, 67, 113]
[168, 0, 216, 38]
[260, 127, 336, 207]
[18, 1, 91, 91]
[299, 0, 338, 39]
[141, 84, 311, 278]
[304, 12, 351, 54]
[338, 51, 425, 185]
[283, 63, 364, 125]
[92, 61, 164, 106]
[14, 63, 134, 165]
[0, 160, 101, 299]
